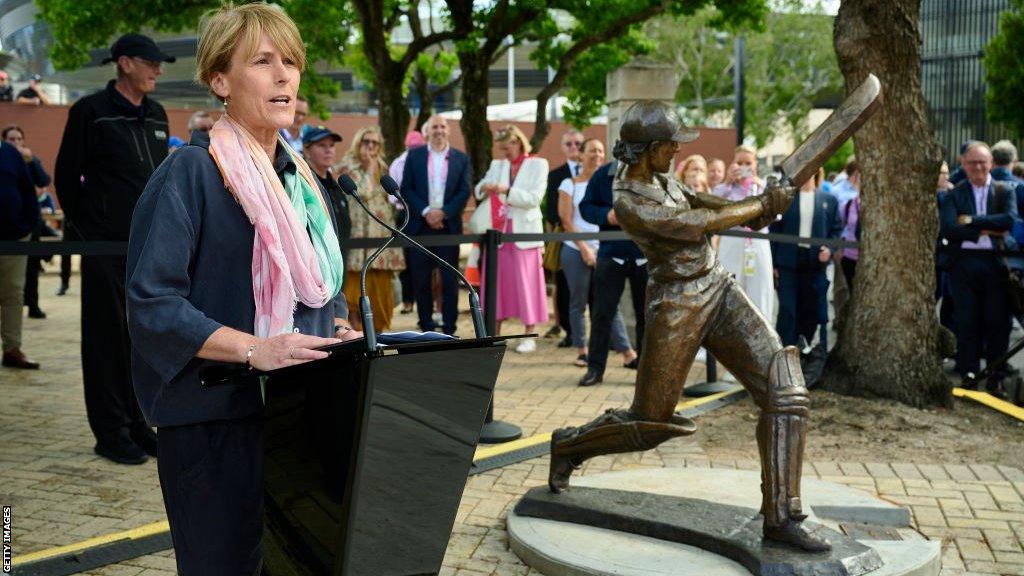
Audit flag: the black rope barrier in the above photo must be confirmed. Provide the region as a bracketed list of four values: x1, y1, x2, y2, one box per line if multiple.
[1, 228, 839, 256]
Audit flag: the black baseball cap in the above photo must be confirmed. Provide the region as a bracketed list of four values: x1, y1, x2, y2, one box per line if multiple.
[303, 127, 343, 146]
[102, 34, 176, 64]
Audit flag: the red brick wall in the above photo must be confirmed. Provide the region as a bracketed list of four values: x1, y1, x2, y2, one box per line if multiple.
[0, 102, 736, 207]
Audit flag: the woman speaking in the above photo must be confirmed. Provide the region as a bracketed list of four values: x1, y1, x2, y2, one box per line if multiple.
[126, 4, 360, 572]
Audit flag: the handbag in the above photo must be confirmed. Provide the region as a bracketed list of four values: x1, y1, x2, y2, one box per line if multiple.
[468, 196, 492, 234]
[543, 224, 563, 272]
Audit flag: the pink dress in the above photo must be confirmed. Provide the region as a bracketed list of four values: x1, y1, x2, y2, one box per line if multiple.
[479, 158, 549, 326]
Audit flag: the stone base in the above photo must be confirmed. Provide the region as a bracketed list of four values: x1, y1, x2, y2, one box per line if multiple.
[507, 468, 940, 576]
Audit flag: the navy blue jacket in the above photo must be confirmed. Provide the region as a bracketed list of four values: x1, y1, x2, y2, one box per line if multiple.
[126, 132, 348, 428]
[579, 161, 645, 260]
[769, 190, 842, 270]
[399, 145, 471, 235]
[0, 141, 39, 241]
[939, 178, 1017, 268]
[991, 166, 1024, 219]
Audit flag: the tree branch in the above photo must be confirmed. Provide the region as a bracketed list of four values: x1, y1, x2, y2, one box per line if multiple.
[530, 0, 671, 149]
[401, 30, 462, 69]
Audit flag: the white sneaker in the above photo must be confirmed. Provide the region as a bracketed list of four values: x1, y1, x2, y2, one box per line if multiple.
[515, 338, 537, 354]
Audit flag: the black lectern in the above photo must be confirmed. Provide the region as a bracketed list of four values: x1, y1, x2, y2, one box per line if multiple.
[258, 336, 509, 575]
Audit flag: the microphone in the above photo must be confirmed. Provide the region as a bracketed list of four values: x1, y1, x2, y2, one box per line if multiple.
[337, 174, 410, 351]
[377, 174, 486, 339]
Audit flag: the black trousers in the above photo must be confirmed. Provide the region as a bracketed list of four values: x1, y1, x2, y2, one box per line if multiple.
[841, 257, 857, 292]
[555, 269, 572, 336]
[587, 257, 647, 374]
[949, 253, 1010, 379]
[158, 415, 264, 575]
[22, 225, 44, 310]
[775, 251, 825, 347]
[80, 254, 145, 444]
[23, 256, 42, 310]
[399, 248, 415, 304]
[410, 229, 459, 334]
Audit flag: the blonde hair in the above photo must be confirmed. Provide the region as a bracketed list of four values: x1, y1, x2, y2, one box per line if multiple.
[679, 154, 709, 192]
[195, 3, 306, 99]
[342, 125, 388, 176]
[495, 124, 532, 155]
[733, 145, 757, 159]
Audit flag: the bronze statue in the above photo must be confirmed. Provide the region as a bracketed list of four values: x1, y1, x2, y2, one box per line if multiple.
[548, 100, 831, 552]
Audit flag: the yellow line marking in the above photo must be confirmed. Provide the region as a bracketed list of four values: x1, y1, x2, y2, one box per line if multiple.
[472, 386, 743, 463]
[953, 386, 1024, 422]
[13, 520, 170, 565]
[15, 387, 746, 566]
[474, 432, 552, 461]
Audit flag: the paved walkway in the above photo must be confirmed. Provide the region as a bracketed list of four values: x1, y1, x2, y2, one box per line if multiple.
[2, 269, 1022, 575]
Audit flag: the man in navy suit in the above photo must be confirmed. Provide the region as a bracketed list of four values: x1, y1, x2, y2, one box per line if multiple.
[400, 115, 471, 334]
[770, 173, 842, 349]
[940, 141, 1017, 398]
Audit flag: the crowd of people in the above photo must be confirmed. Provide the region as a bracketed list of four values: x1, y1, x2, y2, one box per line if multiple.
[3, 24, 1024, 474]
[938, 139, 1024, 401]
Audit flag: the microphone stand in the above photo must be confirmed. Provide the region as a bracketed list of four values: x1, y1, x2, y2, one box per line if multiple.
[339, 174, 409, 352]
[378, 176, 519, 444]
[373, 175, 487, 339]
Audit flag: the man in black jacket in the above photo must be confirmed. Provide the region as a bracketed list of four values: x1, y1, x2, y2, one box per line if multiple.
[576, 160, 648, 386]
[940, 141, 1018, 399]
[55, 34, 174, 464]
[544, 130, 583, 346]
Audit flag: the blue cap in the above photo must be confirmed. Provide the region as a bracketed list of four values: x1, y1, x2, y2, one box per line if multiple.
[303, 126, 342, 146]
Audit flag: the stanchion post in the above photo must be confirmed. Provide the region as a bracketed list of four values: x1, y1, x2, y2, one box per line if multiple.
[683, 351, 734, 398]
[478, 229, 522, 444]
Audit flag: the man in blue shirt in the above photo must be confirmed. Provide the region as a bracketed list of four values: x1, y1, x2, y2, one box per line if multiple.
[0, 141, 41, 369]
[577, 160, 648, 386]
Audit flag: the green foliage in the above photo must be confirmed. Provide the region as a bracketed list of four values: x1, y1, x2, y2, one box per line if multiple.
[560, 35, 648, 128]
[984, 0, 1024, 138]
[646, 0, 841, 147]
[526, 0, 767, 129]
[36, 0, 216, 70]
[823, 138, 854, 176]
[35, 0, 353, 118]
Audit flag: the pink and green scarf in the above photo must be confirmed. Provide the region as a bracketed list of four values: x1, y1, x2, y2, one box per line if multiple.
[208, 115, 343, 338]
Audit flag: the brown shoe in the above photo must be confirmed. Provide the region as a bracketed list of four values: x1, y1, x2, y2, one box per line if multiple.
[2, 348, 40, 369]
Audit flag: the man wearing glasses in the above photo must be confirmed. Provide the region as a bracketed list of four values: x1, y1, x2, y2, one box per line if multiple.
[544, 130, 584, 346]
[55, 33, 174, 465]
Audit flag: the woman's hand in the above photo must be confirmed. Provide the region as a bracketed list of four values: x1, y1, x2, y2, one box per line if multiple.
[580, 245, 597, 267]
[335, 323, 364, 342]
[249, 333, 342, 371]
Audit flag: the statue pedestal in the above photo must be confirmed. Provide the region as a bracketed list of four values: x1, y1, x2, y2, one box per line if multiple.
[507, 468, 940, 576]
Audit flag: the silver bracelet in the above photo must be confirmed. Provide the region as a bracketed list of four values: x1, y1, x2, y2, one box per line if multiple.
[245, 343, 257, 370]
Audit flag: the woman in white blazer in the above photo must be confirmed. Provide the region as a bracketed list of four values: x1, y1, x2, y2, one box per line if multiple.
[474, 125, 549, 353]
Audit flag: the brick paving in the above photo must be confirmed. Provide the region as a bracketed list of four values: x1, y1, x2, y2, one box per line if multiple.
[2, 268, 1023, 575]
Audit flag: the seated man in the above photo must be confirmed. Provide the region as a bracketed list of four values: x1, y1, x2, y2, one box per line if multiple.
[548, 101, 830, 552]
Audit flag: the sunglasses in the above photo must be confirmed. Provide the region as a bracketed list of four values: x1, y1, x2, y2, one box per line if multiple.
[362, 139, 382, 147]
[133, 57, 164, 70]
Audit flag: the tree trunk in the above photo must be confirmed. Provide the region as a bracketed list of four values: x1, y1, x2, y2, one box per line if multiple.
[458, 51, 493, 183]
[821, 0, 950, 407]
[377, 76, 412, 162]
